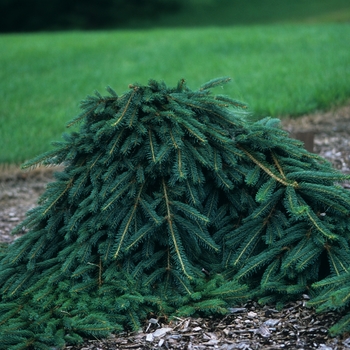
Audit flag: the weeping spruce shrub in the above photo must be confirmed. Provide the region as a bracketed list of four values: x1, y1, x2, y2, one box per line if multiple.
[1, 77, 350, 349]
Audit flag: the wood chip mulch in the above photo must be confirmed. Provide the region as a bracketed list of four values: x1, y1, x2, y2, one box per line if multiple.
[65, 299, 350, 349]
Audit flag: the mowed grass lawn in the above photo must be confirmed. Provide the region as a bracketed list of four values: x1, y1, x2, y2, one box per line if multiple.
[1, 23, 350, 163]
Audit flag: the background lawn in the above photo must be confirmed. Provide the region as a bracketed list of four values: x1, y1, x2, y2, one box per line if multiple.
[1, 23, 350, 163]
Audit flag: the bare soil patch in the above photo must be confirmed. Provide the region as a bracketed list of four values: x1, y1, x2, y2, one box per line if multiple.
[1, 104, 350, 349]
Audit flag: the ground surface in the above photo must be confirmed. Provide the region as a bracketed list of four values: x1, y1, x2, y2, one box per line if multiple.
[1, 104, 350, 349]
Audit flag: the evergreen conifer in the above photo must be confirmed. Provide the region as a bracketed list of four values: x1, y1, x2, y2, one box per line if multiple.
[1, 77, 350, 349]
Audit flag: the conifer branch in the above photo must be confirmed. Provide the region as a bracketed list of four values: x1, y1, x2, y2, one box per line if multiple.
[282, 237, 310, 271]
[261, 259, 280, 286]
[162, 178, 192, 279]
[139, 199, 162, 225]
[233, 224, 265, 267]
[194, 221, 219, 252]
[180, 122, 206, 143]
[177, 149, 184, 178]
[199, 77, 231, 91]
[186, 180, 197, 205]
[271, 151, 286, 178]
[169, 96, 241, 127]
[218, 143, 244, 159]
[252, 201, 276, 221]
[43, 179, 73, 215]
[10, 272, 34, 296]
[296, 248, 322, 272]
[113, 184, 144, 259]
[102, 182, 132, 211]
[103, 239, 113, 262]
[327, 248, 348, 275]
[66, 104, 97, 128]
[0, 304, 23, 326]
[10, 239, 35, 264]
[109, 129, 125, 155]
[173, 272, 192, 295]
[128, 103, 139, 128]
[169, 130, 180, 149]
[21, 146, 69, 169]
[148, 129, 156, 162]
[98, 258, 103, 287]
[125, 223, 155, 251]
[29, 237, 47, 261]
[330, 314, 350, 336]
[238, 145, 296, 187]
[111, 88, 138, 127]
[217, 171, 233, 189]
[87, 258, 103, 287]
[305, 210, 337, 240]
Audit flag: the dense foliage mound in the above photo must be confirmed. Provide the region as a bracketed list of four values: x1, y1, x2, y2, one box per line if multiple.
[1, 78, 350, 349]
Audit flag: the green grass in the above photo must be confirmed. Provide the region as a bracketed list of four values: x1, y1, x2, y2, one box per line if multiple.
[1, 23, 350, 163]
